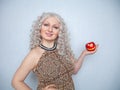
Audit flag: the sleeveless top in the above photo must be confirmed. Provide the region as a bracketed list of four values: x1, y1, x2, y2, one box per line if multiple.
[34, 49, 75, 90]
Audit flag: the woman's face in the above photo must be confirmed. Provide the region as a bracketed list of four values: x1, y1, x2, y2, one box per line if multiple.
[40, 17, 60, 42]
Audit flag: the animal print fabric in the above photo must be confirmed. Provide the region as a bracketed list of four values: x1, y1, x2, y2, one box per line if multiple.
[34, 49, 75, 90]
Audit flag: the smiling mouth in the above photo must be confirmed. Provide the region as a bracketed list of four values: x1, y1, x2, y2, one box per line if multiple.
[45, 33, 53, 37]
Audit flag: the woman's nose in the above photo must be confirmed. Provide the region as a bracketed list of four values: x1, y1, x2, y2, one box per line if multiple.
[48, 27, 53, 32]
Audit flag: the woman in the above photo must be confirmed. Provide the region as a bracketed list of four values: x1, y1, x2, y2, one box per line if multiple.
[12, 12, 98, 90]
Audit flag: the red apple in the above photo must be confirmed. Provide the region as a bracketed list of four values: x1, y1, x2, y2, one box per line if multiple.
[86, 42, 96, 51]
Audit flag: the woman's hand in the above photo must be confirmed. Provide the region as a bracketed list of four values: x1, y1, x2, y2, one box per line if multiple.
[42, 84, 58, 90]
[83, 44, 99, 55]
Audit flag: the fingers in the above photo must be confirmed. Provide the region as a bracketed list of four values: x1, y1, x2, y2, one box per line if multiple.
[91, 44, 99, 53]
[43, 84, 57, 90]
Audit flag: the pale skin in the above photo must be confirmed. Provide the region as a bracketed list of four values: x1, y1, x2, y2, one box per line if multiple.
[12, 17, 98, 90]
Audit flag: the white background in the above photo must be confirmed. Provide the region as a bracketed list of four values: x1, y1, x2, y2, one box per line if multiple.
[0, 0, 120, 90]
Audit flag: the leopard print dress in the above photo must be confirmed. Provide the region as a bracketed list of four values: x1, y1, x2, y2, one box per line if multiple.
[34, 49, 75, 90]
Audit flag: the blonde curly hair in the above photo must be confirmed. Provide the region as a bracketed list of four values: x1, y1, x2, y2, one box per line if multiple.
[30, 12, 75, 61]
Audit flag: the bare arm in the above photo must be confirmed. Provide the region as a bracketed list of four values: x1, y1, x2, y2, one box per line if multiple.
[11, 49, 39, 90]
[73, 45, 98, 74]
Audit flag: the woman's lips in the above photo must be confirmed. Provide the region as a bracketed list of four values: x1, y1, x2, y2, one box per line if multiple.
[45, 33, 53, 37]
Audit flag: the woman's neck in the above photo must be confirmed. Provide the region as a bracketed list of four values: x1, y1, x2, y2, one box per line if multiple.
[41, 40, 55, 48]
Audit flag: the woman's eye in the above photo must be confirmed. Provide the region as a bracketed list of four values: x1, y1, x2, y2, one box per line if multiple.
[43, 24, 49, 26]
[54, 27, 59, 29]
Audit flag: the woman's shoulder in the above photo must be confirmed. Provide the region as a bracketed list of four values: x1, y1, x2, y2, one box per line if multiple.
[26, 47, 45, 69]
[29, 46, 44, 57]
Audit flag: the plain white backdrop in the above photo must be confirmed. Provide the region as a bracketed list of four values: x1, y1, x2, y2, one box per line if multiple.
[0, 0, 120, 90]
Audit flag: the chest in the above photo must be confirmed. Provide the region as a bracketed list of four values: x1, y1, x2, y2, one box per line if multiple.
[35, 51, 74, 80]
